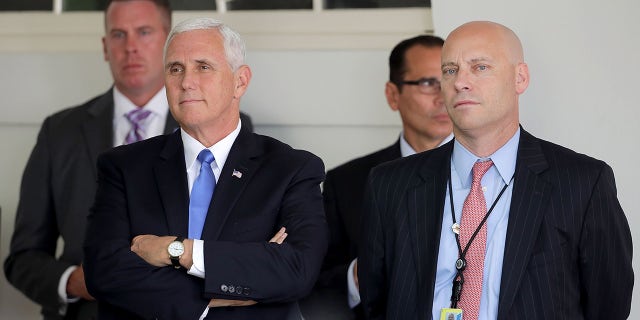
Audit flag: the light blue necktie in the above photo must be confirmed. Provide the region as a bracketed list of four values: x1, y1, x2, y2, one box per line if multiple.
[189, 149, 216, 239]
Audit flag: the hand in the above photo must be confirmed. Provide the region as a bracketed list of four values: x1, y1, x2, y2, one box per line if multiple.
[131, 235, 175, 267]
[209, 298, 257, 307]
[66, 265, 95, 301]
[269, 227, 287, 244]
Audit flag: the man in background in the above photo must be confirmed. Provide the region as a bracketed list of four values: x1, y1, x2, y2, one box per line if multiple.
[5, 1, 251, 319]
[302, 35, 452, 319]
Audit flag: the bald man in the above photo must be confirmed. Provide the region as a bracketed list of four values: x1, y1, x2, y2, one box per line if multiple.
[358, 21, 632, 320]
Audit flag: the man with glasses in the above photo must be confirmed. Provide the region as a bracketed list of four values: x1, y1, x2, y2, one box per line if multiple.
[302, 35, 452, 319]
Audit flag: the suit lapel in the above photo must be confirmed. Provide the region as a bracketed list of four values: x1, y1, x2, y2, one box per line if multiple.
[497, 129, 551, 318]
[154, 131, 190, 237]
[407, 142, 452, 320]
[82, 90, 114, 178]
[201, 127, 261, 240]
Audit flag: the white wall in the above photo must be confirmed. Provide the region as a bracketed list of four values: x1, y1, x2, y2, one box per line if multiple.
[432, 0, 640, 317]
[1, 0, 639, 318]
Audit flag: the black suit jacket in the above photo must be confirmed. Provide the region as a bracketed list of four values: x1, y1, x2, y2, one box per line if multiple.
[83, 128, 328, 320]
[302, 141, 400, 320]
[4, 85, 253, 320]
[359, 128, 633, 320]
[4, 89, 179, 320]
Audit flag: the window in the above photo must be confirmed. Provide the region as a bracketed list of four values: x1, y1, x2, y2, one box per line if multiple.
[1, 0, 429, 11]
[227, 0, 311, 10]
[62, 0, 217, 11]
[325, 0, 429, 9]
[0, 0, 433, 51]
[0, 0, 52, 11]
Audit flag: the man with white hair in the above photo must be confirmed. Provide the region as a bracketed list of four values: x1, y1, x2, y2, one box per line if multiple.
[84, 17, 327, 320]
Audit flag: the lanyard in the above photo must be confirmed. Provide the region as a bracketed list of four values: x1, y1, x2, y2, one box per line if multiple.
[448, 168, 513, 308]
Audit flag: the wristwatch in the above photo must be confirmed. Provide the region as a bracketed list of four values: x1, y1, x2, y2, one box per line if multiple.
[168, 237, 185, 269]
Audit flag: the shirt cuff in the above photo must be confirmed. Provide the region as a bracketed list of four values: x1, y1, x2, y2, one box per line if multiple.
[188, 239, 206, 278]
[58, 265, 81, 315]
[347, 258, 361, 308]
[199, 305, 209, 320]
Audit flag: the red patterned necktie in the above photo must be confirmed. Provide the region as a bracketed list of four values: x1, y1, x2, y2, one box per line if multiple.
[459, 160, 493, 320]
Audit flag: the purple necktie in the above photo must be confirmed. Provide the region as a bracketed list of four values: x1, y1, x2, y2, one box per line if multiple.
[124, 109, 152, 144]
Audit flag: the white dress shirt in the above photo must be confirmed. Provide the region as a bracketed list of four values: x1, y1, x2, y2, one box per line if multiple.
[113, 86, 169, 146]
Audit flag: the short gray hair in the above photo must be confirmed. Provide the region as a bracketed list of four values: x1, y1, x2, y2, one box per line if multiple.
[163, 17, 246, 71]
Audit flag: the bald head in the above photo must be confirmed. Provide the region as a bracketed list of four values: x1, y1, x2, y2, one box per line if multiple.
[445, 21, 524, 65]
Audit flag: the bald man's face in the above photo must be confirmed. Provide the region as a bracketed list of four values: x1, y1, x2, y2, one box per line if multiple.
[440, 22, 528, 139]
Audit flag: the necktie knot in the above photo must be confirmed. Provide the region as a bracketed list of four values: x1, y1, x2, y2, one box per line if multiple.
[125, 108, 152, 127]
[197, 149, 215, 166]
[471, 160, 493, 184]
[125, 109, 152, 144]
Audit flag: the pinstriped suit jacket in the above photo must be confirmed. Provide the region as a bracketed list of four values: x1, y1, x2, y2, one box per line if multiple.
[359, 128, 633, 320]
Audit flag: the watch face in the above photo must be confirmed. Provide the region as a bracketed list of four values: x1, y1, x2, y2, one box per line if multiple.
[168, 241, 184, 257]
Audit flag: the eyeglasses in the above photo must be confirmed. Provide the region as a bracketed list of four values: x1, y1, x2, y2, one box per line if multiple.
[398, 77, 441, 95]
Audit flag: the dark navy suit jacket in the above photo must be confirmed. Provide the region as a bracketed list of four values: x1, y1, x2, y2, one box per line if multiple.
[4, 87, 253, 320]
[84, 126, 327, 320]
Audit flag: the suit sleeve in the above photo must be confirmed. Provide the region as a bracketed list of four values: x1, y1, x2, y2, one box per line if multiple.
[4, 117, 72, 311]
[314, 170, 351, 291]
[579, 163, 633, 319]
[358, 171, 388, 319]
[84, 153, 209, 320]
[201, 153, 329, 303]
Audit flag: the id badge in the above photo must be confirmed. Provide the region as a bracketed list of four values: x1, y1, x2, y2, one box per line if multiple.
[440, 308, 463, 320]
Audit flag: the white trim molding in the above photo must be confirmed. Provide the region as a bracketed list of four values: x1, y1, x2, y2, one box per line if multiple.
[0, 8, 432, 52]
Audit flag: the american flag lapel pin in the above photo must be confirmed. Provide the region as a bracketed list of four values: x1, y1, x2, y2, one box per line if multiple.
[232, 169, 243, 179]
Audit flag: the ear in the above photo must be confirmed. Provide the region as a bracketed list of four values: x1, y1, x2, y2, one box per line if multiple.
[515, 62, 529, 94]
[102, 36, 108, 62]
[233, 65, 252, 99]
[385, 82, 400, 111]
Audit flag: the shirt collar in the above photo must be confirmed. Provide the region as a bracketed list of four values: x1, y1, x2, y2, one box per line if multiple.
[452, 128, 520, 187]
[181, 119, 243, 172]
[113, 86, 168, 118]
[399, 132, 454, 158]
